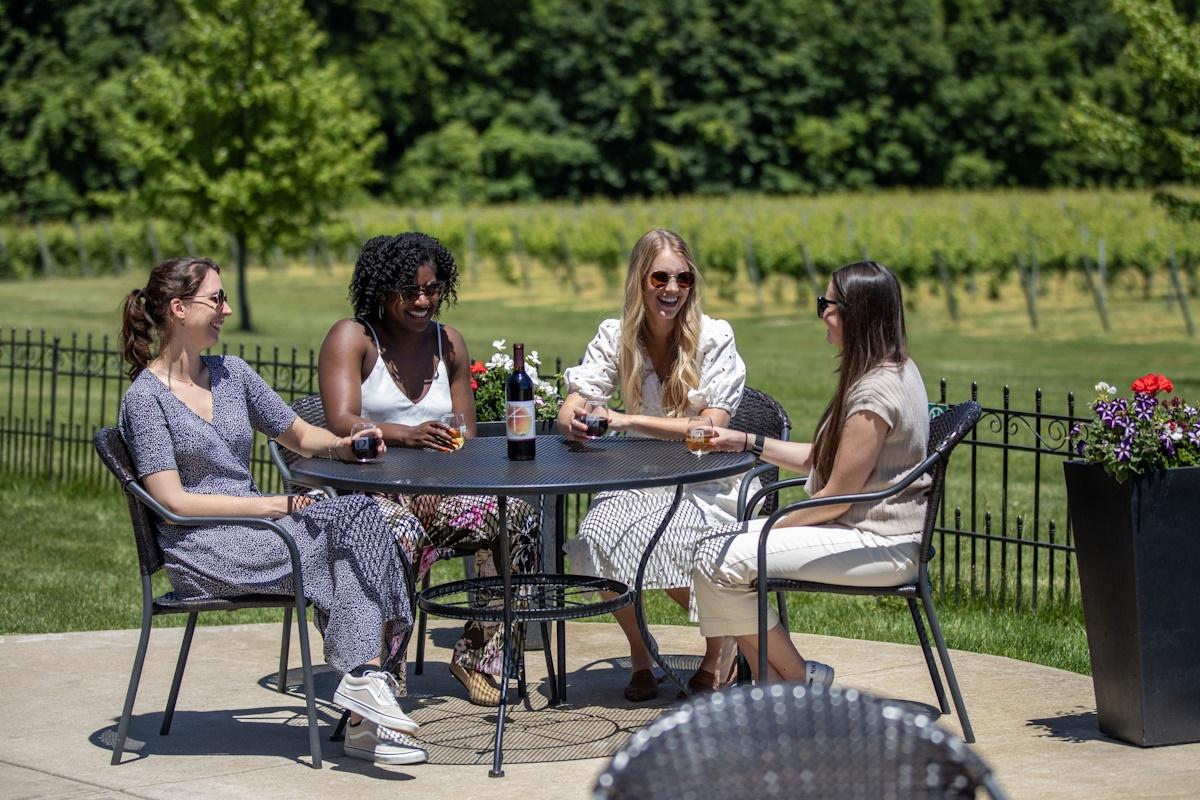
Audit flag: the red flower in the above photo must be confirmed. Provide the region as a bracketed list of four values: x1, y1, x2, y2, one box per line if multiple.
[469, 360, 487, 376]
[470, 378, 478, 391]
[1131, 373, 1174, 396]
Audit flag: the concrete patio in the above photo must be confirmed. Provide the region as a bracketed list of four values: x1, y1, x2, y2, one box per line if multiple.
[2, 618, 1198, 799]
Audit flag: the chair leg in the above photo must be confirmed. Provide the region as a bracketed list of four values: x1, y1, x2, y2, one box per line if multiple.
[920, 581, 974, 743]
[161, 612, 198, 735]
[775, 592, 789, 633]
[277, 606, 293, 693]
[330, 709, 350, 743]
[907, 597, 950, 714]
[294, 599, 323, 768]
[540, 621, 558, 705]
[415, 570, 431, 676]
[111, 606, 153, 764]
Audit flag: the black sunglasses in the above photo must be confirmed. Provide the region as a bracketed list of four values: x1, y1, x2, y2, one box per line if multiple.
[816, 295, 843, 318]
[184, 289, 229, 309]
[396, 281, 445, 303]
[648, 270, 696, 289]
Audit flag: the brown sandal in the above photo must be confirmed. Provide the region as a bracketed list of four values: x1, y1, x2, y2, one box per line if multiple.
[624, 669, 660, 702]
[678, 661, 738, 700]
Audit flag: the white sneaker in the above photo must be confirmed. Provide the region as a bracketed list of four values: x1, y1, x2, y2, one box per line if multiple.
[806, 660, 834, 690]
[333, 670, 420, 734]
[344, 720, 428, 765]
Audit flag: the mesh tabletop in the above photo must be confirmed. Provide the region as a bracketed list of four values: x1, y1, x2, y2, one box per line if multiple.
[289, 435, 756, 495]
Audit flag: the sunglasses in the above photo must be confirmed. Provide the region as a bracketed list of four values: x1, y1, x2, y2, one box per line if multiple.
[648, 270, 696, 289]
[396, 281, 445, 303]
[816, 295, 843, 318]
[184, 289, 229, 309]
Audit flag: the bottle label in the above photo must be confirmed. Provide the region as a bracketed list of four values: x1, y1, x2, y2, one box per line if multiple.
[505, 400, 536, 440]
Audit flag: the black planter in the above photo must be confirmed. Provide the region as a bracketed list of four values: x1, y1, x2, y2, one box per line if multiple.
[1063, 461, 1200, 746]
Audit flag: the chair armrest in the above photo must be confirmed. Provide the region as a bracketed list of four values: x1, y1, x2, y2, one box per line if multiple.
[741, 474, 809, 521]
[126, 482, 305, 570]
[756, 449, 942, 546]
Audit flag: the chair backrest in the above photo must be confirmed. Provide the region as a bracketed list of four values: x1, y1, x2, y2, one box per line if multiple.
[275, 394, 328, 494]
[595, 683, 1001, 800]
[94, 427, 165, 577]
[918, 401, 983, 564]
[729, 386, 792, 515]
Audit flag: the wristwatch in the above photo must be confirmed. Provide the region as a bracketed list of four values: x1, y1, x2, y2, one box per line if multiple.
[750, 433, 766, 457]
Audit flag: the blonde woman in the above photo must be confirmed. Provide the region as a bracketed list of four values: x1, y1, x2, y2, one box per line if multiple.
[557, 228, 748, 702]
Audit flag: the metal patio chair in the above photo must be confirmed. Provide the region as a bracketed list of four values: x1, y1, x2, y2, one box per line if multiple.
[742, 401, 983, 742]
[95, 427, 323, 767]
[594, 683, 1006, 799]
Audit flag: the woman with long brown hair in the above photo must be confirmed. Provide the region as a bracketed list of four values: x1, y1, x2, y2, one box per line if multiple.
[118, 256, 428, 766]
[692, 261, 931, 687]
[557, 228, 749, 702]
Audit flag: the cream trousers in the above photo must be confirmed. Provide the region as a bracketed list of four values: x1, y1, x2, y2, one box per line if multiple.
[691, 518, 921, 638]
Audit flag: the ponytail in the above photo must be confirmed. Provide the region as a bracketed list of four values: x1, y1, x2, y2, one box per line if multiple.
[118, 257, 221, 381]
[120, 289, 154, 380]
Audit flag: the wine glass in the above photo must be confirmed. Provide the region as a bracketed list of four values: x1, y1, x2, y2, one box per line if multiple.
[440, 412, 466, 451]
[582, 401, 610, 440]
[686, 416, 714, 457]
[349, 421, 381, 462]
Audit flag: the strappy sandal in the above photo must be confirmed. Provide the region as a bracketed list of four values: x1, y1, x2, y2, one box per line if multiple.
[677, 660, 739, 700]
[624, 669, 660, 702]
[449, 663, 501, 707]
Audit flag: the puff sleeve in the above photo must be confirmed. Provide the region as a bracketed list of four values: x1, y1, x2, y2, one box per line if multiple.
[563, 318, 622, 402]
[686, 317, 746, 415]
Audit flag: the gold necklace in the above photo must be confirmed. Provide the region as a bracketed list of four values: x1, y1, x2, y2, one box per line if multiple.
[149, 365, 198, 387]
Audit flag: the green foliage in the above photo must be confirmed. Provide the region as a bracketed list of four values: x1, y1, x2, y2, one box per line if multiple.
[104, 0, 382, 328]
[1067, 0, 1200, 222]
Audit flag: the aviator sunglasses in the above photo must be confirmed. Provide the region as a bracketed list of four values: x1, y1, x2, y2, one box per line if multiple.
[648, 270, 696, 289]
[816, 295, 843, 318]
[396, 281, 445, 303]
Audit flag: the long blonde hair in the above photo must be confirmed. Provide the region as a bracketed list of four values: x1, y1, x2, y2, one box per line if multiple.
[618, 229, 704, 416]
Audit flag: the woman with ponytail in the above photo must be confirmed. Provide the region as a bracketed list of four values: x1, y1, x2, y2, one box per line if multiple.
[556, 229, 749, 702]
[692, 261, 931, 690]
[118, 257, 428, 766]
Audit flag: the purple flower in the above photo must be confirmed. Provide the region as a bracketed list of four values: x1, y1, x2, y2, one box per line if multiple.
[1070, 423, 1082, 438]
[1075, 439, 1086, 456]
[1188, 425, 1200, 447]
[1114, 440, 1132, 462]
[1184, 405, 1198, 419]
[1159, 434, 1176, 456]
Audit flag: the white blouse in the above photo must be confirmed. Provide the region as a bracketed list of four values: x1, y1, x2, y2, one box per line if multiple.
[563, 315, 746, 417]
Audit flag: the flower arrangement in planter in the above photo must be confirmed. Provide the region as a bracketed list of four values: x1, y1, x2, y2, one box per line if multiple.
[1071, 373, 1199, 481]
[470, 339, 562, 422]
[1064, 371, 1200, 747]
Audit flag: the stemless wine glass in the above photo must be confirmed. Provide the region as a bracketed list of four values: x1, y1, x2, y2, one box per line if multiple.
[686, 416, 714, 457]
[440, 412, 466, 451]
[582, 401, 610, 440]
[349, 421, 381, 462]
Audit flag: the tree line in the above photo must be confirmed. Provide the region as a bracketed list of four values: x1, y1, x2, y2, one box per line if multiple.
[3, 0, 1197, 221]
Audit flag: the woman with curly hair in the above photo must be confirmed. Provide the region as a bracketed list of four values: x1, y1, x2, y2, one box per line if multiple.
[318, 232, 541, 709]
[557, 229, 749, 702]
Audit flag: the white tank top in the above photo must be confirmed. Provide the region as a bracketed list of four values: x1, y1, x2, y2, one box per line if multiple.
[357, 319, 453, 425]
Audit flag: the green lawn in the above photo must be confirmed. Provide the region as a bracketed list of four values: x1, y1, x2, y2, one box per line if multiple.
[0, 474, 1090, 674]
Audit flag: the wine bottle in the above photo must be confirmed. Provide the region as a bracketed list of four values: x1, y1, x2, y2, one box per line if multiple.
[505, 342, 536, 461]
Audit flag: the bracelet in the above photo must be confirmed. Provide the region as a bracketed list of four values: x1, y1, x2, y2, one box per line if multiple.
[751, 433, 766, 457]
[327, 443, 338, 461]
[743, 432, 750, 453]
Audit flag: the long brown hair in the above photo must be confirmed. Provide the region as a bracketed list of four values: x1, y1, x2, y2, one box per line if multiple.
[811, 261, 908, 483]
[618, 229, 704, 416]
[120, 257, 220, 380]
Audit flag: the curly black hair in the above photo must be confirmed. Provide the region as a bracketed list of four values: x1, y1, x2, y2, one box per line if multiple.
[349, 232, 460, 319]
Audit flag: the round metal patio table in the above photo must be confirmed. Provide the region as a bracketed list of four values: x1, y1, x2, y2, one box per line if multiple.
[289, 434, 754, 776]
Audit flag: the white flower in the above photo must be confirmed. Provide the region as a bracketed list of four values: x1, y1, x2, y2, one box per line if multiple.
[1095, 382, 1117, 396]
[492, 339, 506, 351]
[528, 350, 541, 367]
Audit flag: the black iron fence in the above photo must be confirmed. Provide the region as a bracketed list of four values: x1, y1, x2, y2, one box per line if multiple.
[1, 327, 1088, 612]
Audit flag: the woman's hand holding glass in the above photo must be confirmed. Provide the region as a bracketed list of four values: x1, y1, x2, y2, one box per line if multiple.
[706, 425, 750, 453]
[440, 412, 466, 450]
[347, 422, 387, 462]
[399, 419, 457, 451]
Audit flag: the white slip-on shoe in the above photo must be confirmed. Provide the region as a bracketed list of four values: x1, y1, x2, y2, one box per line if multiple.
[806, 660, 835, 690]
[343, 721, 428, 766]
[333, 670, 420, 734]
